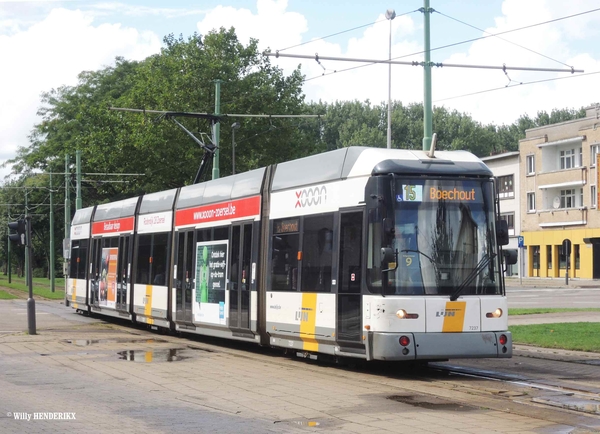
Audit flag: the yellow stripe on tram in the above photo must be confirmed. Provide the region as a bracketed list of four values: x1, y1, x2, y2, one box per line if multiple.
[442, 301, 466, 332]
[72, 278, 77, 309]
[299, 293, 319, 352]
[145, 284, 154, 325]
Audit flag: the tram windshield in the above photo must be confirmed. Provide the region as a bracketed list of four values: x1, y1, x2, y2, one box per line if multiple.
[368, 178, 502, 296]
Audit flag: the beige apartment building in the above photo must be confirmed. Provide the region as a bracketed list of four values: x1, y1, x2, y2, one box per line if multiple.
[520, 104, 600, 279]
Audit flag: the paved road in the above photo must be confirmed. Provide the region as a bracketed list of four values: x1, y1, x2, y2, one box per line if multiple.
[2, 299, 599, 433]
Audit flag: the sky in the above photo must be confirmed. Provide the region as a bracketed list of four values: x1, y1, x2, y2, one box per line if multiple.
[1, 0, 600, 183]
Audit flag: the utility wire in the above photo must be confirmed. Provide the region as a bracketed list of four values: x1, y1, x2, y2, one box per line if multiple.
[434, 70, 600, 103]
[276, 10, 418, 53]
[434, 10, 573, 69]
[302, 7, 600, 82]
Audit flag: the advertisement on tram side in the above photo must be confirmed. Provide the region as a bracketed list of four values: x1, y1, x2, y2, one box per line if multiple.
[193, 240, 228, 325]
[100, 247, 118, 309]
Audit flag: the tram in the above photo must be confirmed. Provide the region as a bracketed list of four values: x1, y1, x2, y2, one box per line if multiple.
[66, 146, 516, 361]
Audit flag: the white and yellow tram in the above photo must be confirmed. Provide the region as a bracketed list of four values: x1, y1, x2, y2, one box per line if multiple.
[66, 147, 515, 361]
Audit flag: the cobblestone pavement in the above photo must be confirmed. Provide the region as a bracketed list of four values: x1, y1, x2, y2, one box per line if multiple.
[0, 299, 599, 434]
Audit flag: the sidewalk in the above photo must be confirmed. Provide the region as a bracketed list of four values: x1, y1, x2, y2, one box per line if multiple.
[506, 276, 600, 289]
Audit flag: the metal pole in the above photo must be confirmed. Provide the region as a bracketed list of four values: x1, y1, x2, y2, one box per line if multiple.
[76, 150, 82, 210]
[519, 249, 523, 286]
[231, 122, 240, 175]
[7, 206, 11, 284]
[232, 127, 236, 175]
[422, 0, 433, 151]
[50, 173, 55, 292]
[65, 155, 70, 237]
[24, 190, 28, 285]
[212, 79, 222, 180]
[386, 9, 395, 149]
[26, 216, 36, 335]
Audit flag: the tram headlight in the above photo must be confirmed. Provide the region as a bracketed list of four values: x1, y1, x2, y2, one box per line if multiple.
[396, 309, 419, 319]
[486, 308, 503, 318]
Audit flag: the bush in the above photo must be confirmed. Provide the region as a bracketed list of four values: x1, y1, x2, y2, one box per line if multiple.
[32, 267, 47, 278]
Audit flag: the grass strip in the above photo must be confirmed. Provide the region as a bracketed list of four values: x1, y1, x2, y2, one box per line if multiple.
[0, 290, 18, 300]
[0, 275, 64, 300]
[510, 322, 600, 353]
[509, 307, 600, 315]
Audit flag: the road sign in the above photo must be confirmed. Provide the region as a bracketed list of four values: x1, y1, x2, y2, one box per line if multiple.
[518, 236, 524, 248]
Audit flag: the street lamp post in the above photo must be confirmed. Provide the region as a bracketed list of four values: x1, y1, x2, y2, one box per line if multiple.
[385, 9, 396, 149]
[231, 122, 241, 175]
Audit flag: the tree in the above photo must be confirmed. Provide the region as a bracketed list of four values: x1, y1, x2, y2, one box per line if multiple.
[8, 29, 307, 201]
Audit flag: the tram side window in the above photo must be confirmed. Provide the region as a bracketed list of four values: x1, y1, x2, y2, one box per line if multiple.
[366, 208, 384, 292]
[197, 227, 228, 243]
[214, 226, 229, 241]
[69, 239, 88, 280]
[135, 233, 170, 286]
[136, 234, 152, 285]
[301, 214, 333, 293]
[151, 233, 169, 286]
[271, 218, 299, 291]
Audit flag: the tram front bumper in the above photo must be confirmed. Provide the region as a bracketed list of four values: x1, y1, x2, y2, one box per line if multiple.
[368, 331, 512, 361]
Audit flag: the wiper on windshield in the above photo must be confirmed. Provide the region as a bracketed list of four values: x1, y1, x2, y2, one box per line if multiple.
[449, 253, 496, 301]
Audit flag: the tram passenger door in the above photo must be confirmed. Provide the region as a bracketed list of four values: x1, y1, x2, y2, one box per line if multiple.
[90, 238, 102, 307]
[337, 211, 363, 345]
[175, 230, 194, 324]
[229, 223, 252, 332]
[116, 235, 130, 312]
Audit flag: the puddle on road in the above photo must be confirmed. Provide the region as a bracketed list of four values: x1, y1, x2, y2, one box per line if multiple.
[533, 394, 600, 415]
[274, 420, 321, 428]
[117, 348, 188, 363]
[65, 338, 167, 346]
[387, 395, 476, 411]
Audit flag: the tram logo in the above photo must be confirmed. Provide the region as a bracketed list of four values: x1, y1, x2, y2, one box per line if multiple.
[295, 186, 327, 208]
[436, 309, 459, 317]
[295, 307, 312, 322]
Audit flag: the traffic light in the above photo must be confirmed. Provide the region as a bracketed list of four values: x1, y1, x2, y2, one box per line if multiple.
[8, 219, 26, 246]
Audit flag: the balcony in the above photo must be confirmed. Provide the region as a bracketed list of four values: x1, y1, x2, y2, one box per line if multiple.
[536, 168, 586, 191]
[536, 207, 587, 228]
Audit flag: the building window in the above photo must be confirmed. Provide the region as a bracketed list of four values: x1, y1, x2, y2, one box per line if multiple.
[593, 185, 597, 208]
[560, 189, 576, 209]
[547, 245, 552, 269]
[591, 144, 600, 167]
[526, 155, 535, 175]
[500, 212, 515, 236]
[559, 242, 570, 269]
[560, 149, 575, 170]
[531, 246, 540, 270]
[527, 192, 536, 212]
[498, 175, 514, 197]
[579, 147, 583, 167]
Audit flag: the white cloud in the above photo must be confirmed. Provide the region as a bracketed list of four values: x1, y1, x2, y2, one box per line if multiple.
[0, 7, 161, 182]
[2, 0, 599, 184]
[197, 0, 599, 126]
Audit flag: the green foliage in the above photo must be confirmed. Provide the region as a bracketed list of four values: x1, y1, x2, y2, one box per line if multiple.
[0, 275, 65, 300]
[0, 290, 18, 300]
[510, 322, 600, 353]
[8, 29, 307, 199]
[509, 308, 600, 315]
